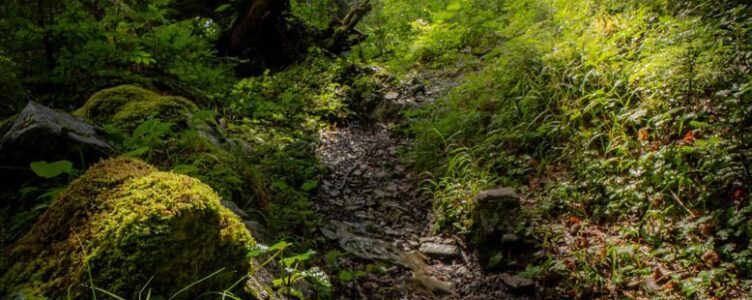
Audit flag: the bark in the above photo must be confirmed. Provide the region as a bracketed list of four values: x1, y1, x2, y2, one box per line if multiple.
[324, 0, 371, 53]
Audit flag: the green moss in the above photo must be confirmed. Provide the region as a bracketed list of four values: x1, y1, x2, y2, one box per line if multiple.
[111, 95, 198, 131]
[1, 157, 260, 299]
[173, 130, 268, 209]
[75, 85, 159, 122]
[76, 85, 198, 132]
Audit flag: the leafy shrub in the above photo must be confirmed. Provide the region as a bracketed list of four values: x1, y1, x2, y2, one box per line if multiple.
[0, 0, 235, 111]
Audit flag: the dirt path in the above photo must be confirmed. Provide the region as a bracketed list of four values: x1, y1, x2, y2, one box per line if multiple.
[313, 82, 530, 299]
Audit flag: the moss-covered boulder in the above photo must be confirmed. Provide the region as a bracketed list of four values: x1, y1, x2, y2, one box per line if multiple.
[0, 158, 265, 299]
[73, 85, 268, 212]
[75, 85, 198, 132]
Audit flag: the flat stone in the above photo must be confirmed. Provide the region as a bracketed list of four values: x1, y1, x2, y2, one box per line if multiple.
[501, 233, 520, 243]
[473, 188, 519, 207]
[499, 273, 535, 293]
[419, 242, 459, 257]
[383, 227, 401, 236]
[384, 91, 400, 100]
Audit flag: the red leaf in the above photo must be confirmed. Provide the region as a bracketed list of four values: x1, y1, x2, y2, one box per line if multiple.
[682, 130, 695, 144]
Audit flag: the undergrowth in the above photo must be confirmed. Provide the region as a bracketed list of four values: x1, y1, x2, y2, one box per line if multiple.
[360, 0, 752, 298]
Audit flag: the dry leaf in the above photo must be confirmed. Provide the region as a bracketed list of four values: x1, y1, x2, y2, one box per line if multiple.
[638, 128, 649, 141]
[701, 249, 720, 267]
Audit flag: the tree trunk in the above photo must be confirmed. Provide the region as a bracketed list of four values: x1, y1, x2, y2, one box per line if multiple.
[184, 0, 372, 71]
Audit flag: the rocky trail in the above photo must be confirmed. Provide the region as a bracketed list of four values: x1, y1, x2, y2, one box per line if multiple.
[312, 84, 534, 299]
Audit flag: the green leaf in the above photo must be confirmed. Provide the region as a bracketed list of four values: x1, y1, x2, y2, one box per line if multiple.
[20, 186, 38, 197]
[337, 270, 366, 282]
[215, 4, 232, 13]
[301, 180, 319, 192]
[280, 249, 315, 267]
[272, 278, 282, 286]
[246, 244, 272, 258]
[172, 164, 199, 175]
[325, 250, 344, 264]
[337, 270, 353, 282]
[190, 110, 216, 127]
[30, 160, 73, 178]
[123, 146, 151, 158]
[487, 251, 503, 268]
[689, 120, 711, 129]
[37, 186, 66, 201]
[270, 240, 291, 251]
[130, 119, 174, 146]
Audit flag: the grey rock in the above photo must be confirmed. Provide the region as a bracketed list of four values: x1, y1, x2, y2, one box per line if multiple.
[407, 83, 426, 96]
[221, 198, 249, 218]
[499, 273, 535, 293]
[220, 199, 273, 243]
[195, 125, 224, 148]
[384, 91, 400, 100]
[419, 242, 459, 257]
[243, 219, 272, 243]
[371, 96, 405, 121]
[0, 102, 112, 171]
[473, 188, 519, 207]
[471, 188, 523, 266]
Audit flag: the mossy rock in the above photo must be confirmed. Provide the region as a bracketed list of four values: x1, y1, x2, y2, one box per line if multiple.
[75, 85, 267, 211]
[76, 85, 198, 132]
[1, 158, 264, 299]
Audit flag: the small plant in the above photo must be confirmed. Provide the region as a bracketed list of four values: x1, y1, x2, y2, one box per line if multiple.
[29, 160, 74, 179]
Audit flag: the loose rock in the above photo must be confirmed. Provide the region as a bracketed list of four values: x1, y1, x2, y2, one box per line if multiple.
[499, 273, 535, 294]
[385, 91, 400, 100]
[419, 243, 460, 258]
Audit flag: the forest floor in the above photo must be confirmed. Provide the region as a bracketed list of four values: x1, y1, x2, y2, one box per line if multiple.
[311, 77, 533, 299]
